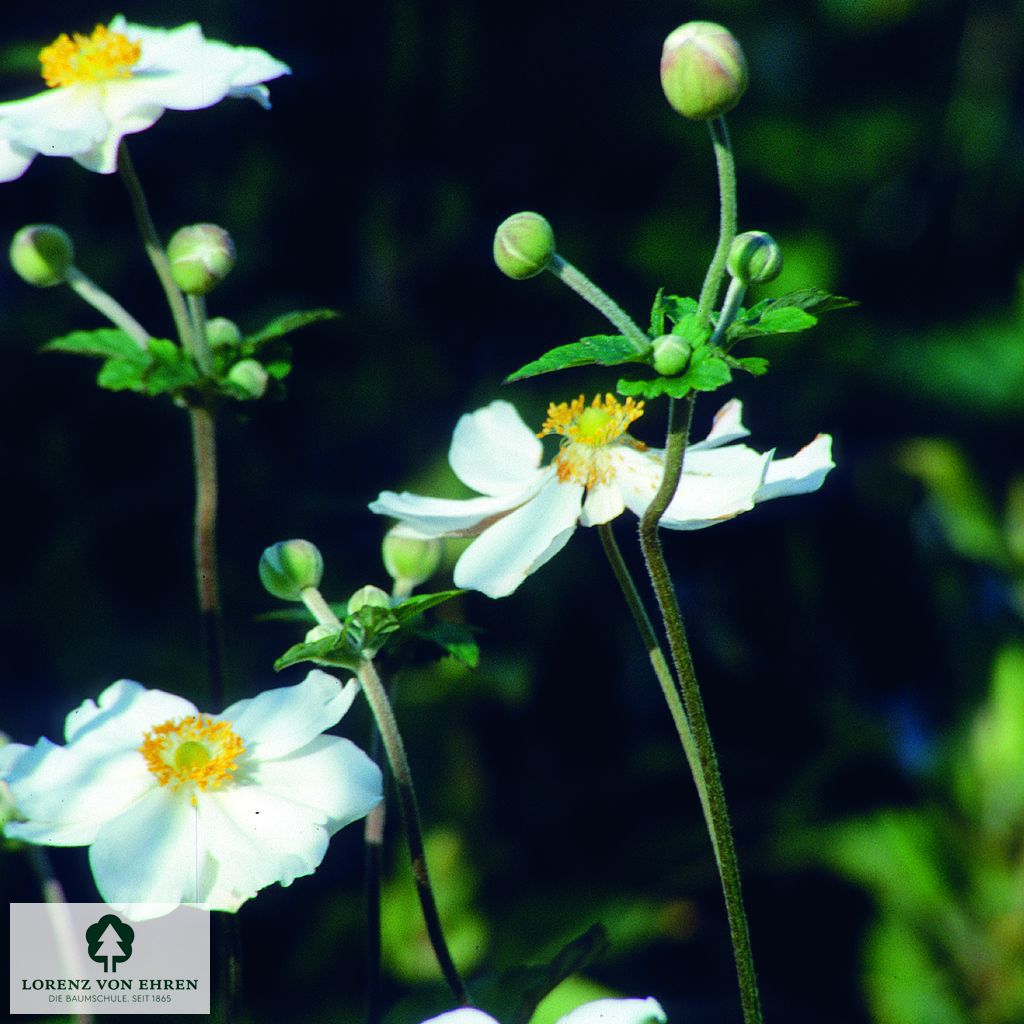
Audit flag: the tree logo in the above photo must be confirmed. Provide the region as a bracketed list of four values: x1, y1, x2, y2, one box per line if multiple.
[85, 914, 135, 973]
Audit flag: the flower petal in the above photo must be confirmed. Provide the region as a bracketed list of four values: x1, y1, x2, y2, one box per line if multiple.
[419, 1011, 500, 1024]
[4, 738, 154, 846]
[369, 477, 544, 537]
[605, 447, 665, 517]
[448, 400, 544, 496]
[0, 138, 36, 182]
[453, 476, 584, 597]
[659, 445, 772, 529]
[557, 997, 667, 1024]
[755, 434, 835, 501]
[252, 735, 383, 832]
[89, 786, 204, 910]
[580, 478, 626, 526]
[65, 679, 198, 751]
[220, 671, 358, 760]
[688, 398, 750, 451]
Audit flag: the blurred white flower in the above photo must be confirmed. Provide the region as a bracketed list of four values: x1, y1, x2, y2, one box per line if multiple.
[0, 16, 289, 181]
[370, 395, 834, 598]
[3, 670, 381, 920]
[421, 997, 667, 1024]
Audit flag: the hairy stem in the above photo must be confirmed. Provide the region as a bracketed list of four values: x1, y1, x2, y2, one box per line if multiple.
[696, 118, 738, 324]
[547, 254, 650, 352]
[637, 394, 762, 1024]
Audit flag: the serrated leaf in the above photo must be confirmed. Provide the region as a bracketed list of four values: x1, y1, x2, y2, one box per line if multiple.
[686, 354, 733, 390]
[658, 294, 699, 326]
[617, 375, 693, 399]
[410, 621, 480, 667]
[43, 328, 149, 363]
[505, 334, 646, 383]
[273, 631, 362, 672]
[142, 338, 201, 396]
[649, 287, 666, 336]
[770, 287, 857, 315]
[393, 589, 463, 625]
[726, 288, 855, 345]
[244, 308, 340, 349]
[671, 309, 713, 347]
[731, 355, 770, 376]
[96, 357, 148, 392]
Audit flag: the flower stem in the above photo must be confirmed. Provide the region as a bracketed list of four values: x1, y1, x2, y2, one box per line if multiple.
[696, 117, 738, 324]
[356, 657, 472, 1006]
[364, 725, 385, 1024]
[64, 266, 150, 351]
[710, 276, 747, 349]
[189, 403, 226, 707]
[596, 523, 714, 844]
[117, 143, 199, 356]
[298, 586, 470, 1006]
[25, 848, 94, 1024]
[186, 293, 215, 376]
[638, 394, 762, 1024]
[547, 254, 650, 352]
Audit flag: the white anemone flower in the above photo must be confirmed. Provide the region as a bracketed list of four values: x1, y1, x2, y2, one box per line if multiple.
[370, 395, 834, 598]
[2, 670, 382, 921]
[0, 16, 290, 182]
[421, 997, 667, 1024]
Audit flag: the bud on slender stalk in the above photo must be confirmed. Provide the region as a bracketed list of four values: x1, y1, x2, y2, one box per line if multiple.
[493, 212, 556, 280]
[382, 525, 443, 588]
[9, 224, 75, 287]
[167, 223, 236, 295]
[652, 334, 693, 376]
[259, 540, 324, 601]
[727, 231, 783, 284]
[660, 22, 748, 121]
[227, 358, 269, 399]
[347, 585, 392, 615]
[206, 316, 242, 348]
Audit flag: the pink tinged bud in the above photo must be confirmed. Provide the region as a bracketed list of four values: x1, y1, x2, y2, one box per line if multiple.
[660, 21, 748, 121]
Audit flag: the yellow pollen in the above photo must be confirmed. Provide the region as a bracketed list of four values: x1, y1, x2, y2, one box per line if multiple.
[39, 24, 142, 88]
[539, 393, 647, 488]
[139, 715, 245, 797]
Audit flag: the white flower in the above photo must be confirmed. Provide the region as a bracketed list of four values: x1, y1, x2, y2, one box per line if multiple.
[370, 395, 834, 598]
[421, 997, 666, 1024]
[2, 670, 382, 920]
[0, 17, 290, 182]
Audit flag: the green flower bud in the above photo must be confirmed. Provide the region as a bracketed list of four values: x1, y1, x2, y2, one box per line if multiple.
[493, 212, 555, 280]
[9, 224, 75, 287]
[167, 223, 236, 295]
[206, 316, 242, 348]
[305, 623, 341, 643]
[652, 334, 693, 376]
[727, 230, 783, 284]
[227, 358, 269, 399]
[259, 539, 324, 601]
[382, 525, 443, 588]
[660, 22, 748, 121]
[347, 585, 392, 616]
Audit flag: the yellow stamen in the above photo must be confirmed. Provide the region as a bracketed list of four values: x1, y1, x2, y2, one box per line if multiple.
[539, 393, 647, 488]
[40, 24, 142, 88]
[139, 715, 245, 799]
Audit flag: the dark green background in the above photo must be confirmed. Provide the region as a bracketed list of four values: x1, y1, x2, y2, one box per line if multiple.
[2, 2, 1023, 1022]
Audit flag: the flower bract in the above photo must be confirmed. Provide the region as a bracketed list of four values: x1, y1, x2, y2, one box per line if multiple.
[370, 396, 834, 598]
[421, 997, 666, 1024]
[2, 670, 382, 920]
[0, 17, 290, 182]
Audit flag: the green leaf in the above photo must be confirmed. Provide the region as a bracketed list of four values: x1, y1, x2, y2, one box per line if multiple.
[685, 348, 733, 390]
[648, 287, 666, 336]
[726, 288, 855, 345]
[244, 308, 340, 350]
[43, 328, 148, 362]
[505, 334, 646, 383]
[410, 621, 480, 668]
[393, 589, 464, 625]
[670, 309, 713, 347]
[730, 355, 770, 376]
[142, 338, 201, 396]
[273, 630, 362, 672]
[657, 294, 699, 326]
[617, 375, 693, 399]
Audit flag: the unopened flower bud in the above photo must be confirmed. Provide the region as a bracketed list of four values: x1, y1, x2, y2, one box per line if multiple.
[305, 623, 341, 643]
[206, 316, 242, 348]
[382, 525, 443, 588]
[660, 22, 748, 121]
[727, 231, 783, 284]
[9, 224, 74, 287]
[167, 223, 236, 295]
[493, 212, 555, 280]
[259, 539, 324, 601]
[652, 334, 693, 376]
[347, 585, 391, 616]
[227, 358, 269, 399]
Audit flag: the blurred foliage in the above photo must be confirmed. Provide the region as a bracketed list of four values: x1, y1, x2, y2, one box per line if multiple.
[2, 1, 1024, 1023]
